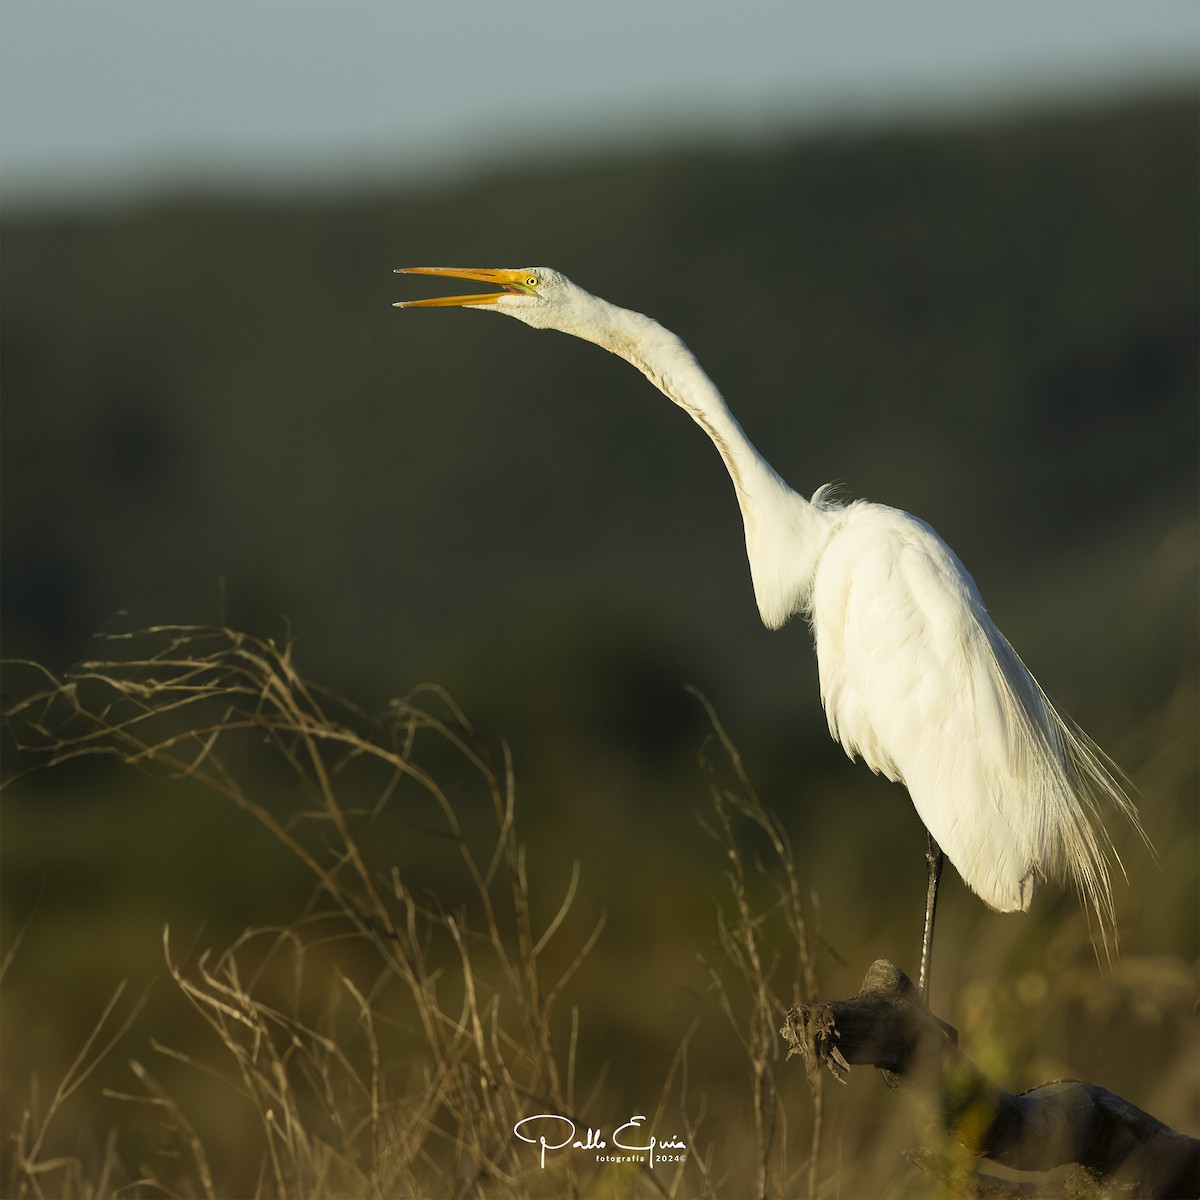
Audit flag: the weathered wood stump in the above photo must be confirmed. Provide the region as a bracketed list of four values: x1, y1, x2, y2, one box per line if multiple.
[780, 960, 1199, 1199]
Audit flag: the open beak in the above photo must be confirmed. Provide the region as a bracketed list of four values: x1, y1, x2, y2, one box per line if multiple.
[393, 266, 537, 308]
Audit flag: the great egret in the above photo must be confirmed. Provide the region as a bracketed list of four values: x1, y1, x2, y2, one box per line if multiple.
[394, 265, 1143, 999]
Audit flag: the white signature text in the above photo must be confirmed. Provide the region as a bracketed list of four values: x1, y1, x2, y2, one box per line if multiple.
[513, 1114, 688, 1170]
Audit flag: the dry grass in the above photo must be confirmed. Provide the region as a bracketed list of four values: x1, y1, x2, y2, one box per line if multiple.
[3, 626, 830, 1199]
[688, 688, 826, 1200]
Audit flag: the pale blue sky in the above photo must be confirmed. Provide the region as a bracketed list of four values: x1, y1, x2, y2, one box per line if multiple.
[2, 1, 1196, 207]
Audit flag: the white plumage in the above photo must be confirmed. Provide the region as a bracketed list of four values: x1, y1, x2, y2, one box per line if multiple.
[396, 265, 1143, 988]
[810, 499, 1124, 922]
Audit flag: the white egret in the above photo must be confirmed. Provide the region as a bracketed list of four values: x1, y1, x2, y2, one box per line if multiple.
[394, 265, 1143, 999]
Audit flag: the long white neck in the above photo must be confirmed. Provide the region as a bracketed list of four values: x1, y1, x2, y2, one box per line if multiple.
[551, 292, 834, 628]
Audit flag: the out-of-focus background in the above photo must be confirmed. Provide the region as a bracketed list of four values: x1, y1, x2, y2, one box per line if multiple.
[3, 3, 1197, 1195]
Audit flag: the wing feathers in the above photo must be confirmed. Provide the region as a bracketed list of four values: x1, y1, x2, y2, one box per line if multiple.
[812, 504, 1144, 955]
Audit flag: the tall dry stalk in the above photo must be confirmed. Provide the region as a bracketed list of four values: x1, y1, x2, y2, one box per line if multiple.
[688, 687, 827, 1200]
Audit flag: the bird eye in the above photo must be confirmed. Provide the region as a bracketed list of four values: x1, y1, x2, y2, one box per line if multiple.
[526, 275, 539, 288]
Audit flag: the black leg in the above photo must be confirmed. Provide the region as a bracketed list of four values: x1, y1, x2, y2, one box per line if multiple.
[918, 831, 944, 1004]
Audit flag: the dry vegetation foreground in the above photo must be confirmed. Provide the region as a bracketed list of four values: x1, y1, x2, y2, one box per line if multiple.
[3, 626, 1196, 1198]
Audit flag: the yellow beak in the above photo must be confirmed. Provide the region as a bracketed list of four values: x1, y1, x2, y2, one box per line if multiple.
[393, 266, 537, 308]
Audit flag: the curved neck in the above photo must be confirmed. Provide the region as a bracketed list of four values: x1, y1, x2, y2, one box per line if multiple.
[549, 292, 830, 629]
[569, 297, 787, 515]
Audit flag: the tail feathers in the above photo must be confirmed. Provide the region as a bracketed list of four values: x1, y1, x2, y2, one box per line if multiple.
[1046, 706, 1150, 962]
[987, 625, 1150, 963]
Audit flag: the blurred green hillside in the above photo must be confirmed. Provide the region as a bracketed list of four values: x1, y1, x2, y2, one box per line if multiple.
[2, 92, 1198, 1194]
[4, 95, 1196, 718]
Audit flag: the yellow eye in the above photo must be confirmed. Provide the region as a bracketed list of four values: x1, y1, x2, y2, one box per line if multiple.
[526, 275, 539, 288]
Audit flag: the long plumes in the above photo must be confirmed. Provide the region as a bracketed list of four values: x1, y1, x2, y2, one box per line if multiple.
[982, 622, 1149, 962]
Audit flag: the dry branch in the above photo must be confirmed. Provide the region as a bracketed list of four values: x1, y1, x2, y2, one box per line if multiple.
[780, 960, 1199, 1199]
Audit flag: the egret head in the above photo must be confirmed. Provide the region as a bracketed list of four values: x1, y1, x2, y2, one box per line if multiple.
[394, 266, 579, 330]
